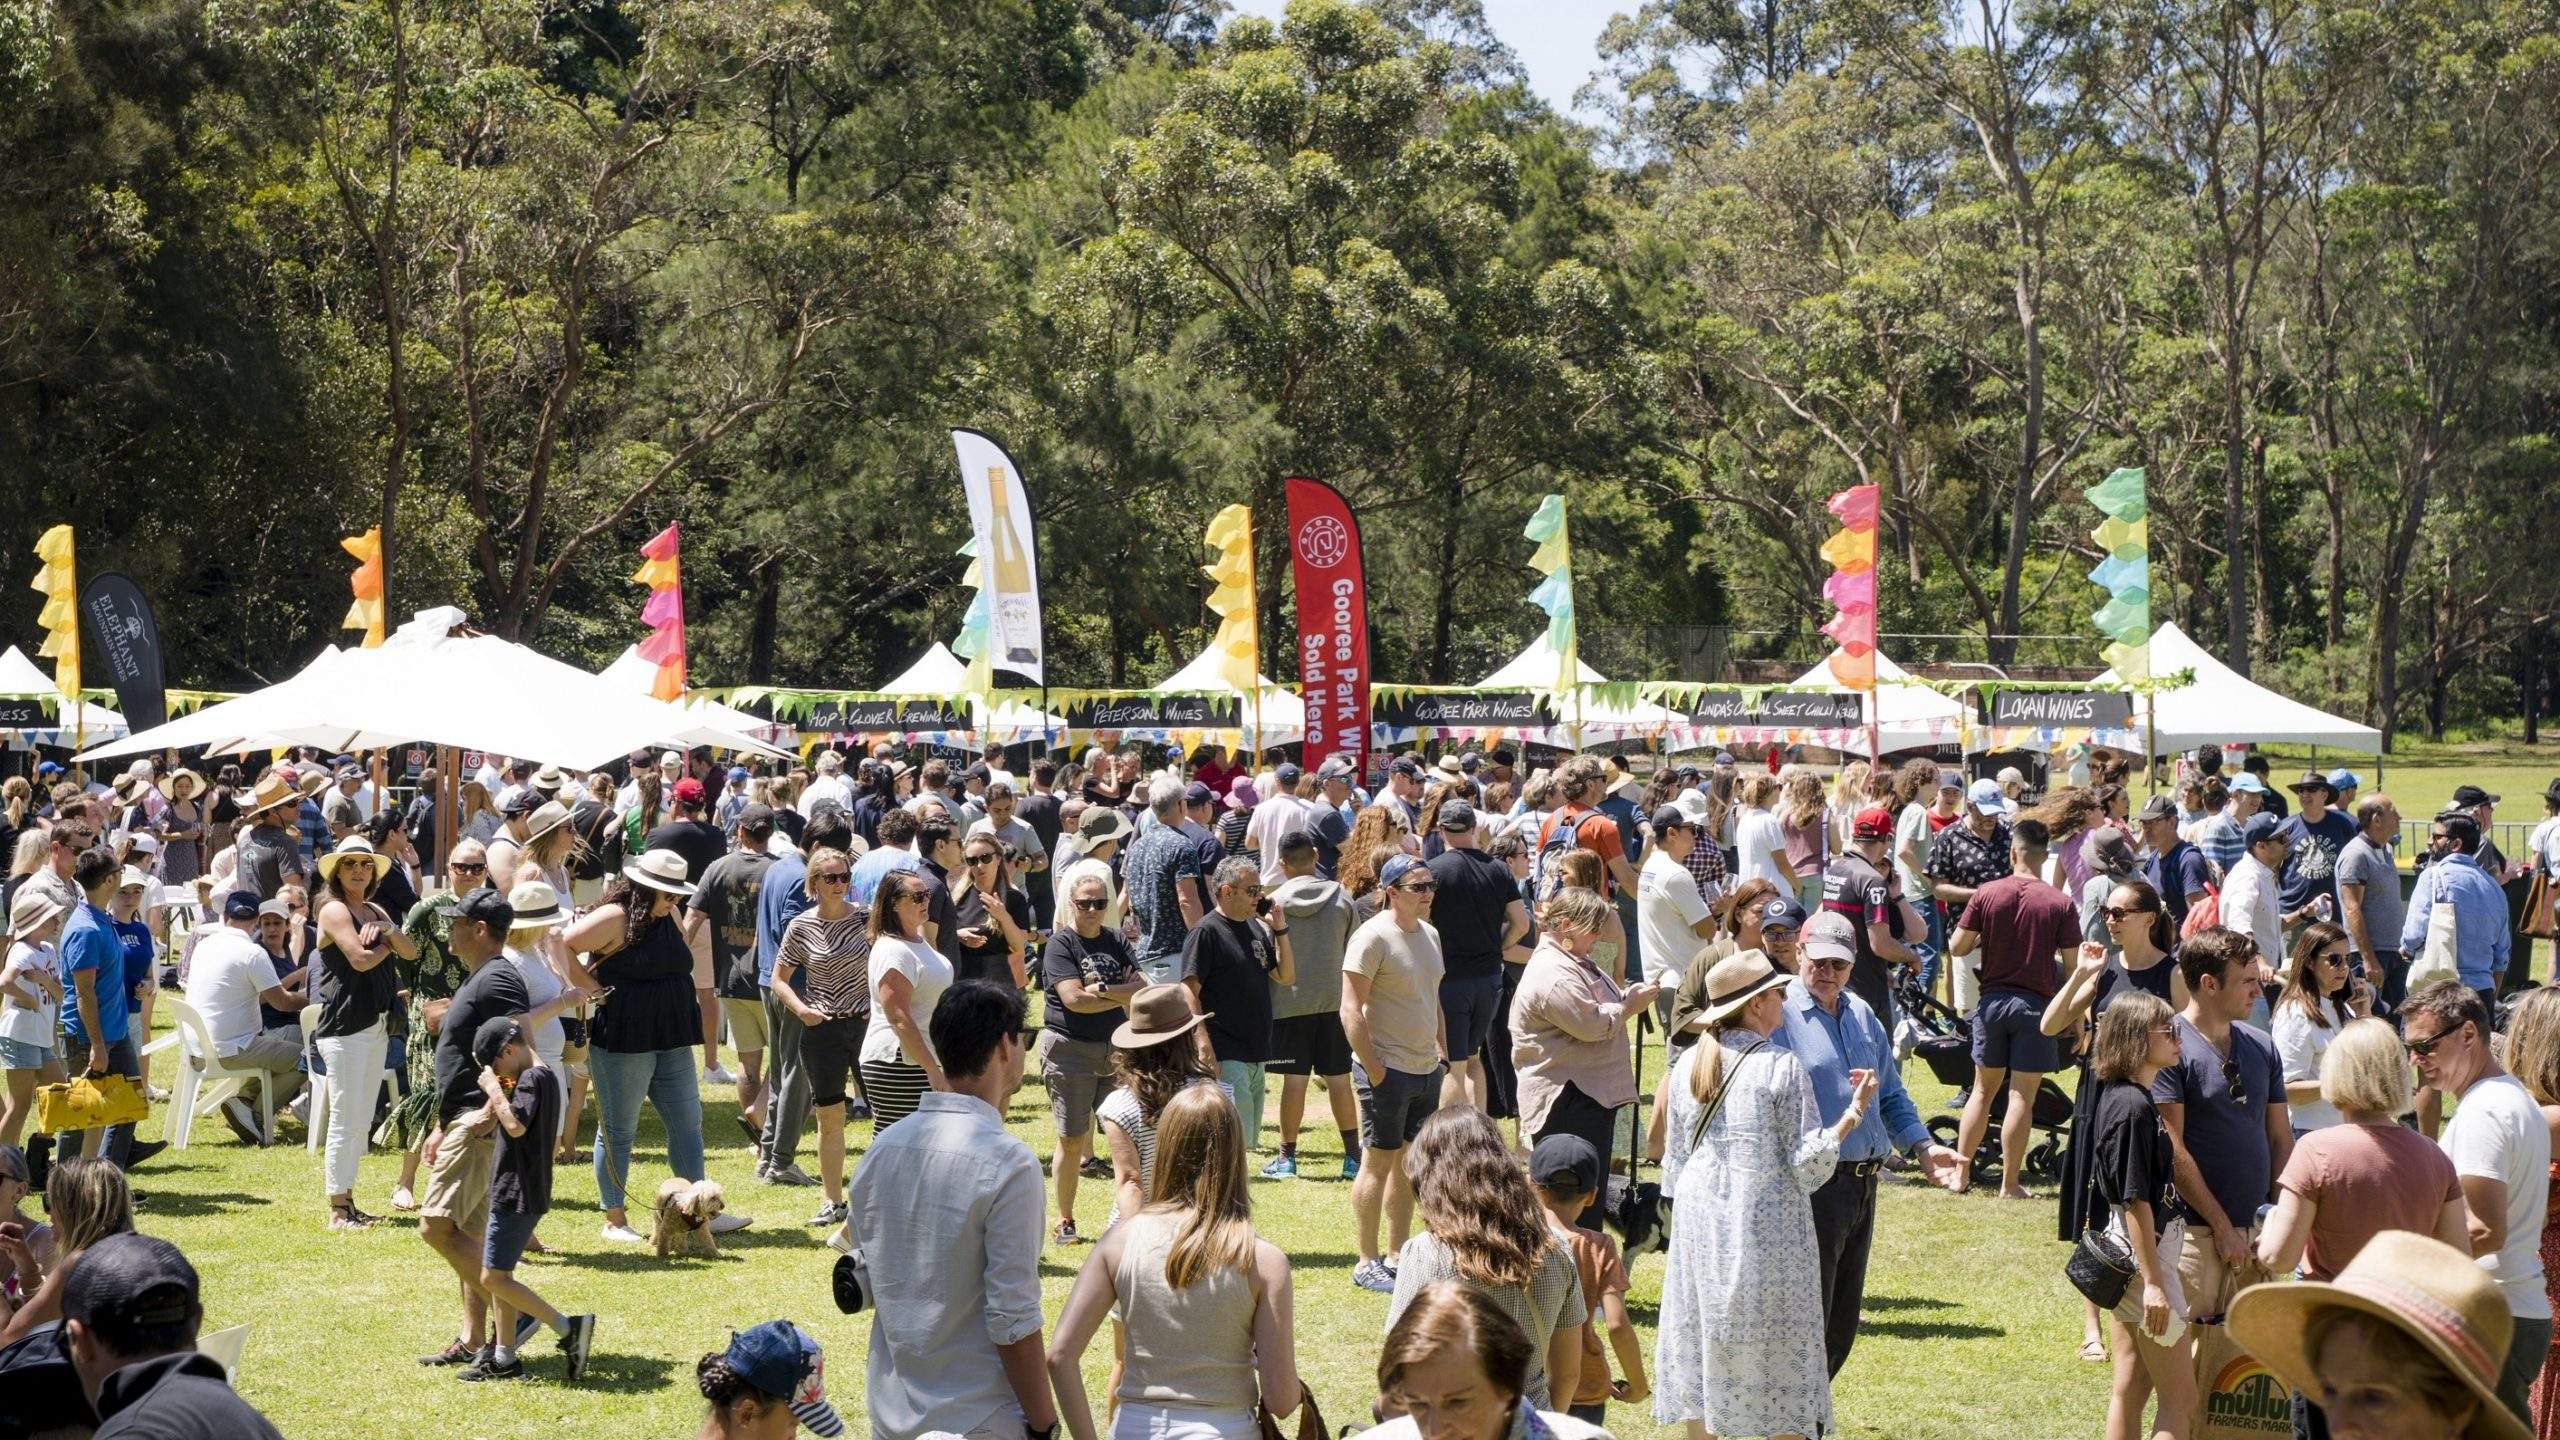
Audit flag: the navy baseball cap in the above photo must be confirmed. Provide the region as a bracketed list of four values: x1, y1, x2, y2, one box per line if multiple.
[1274, 762, 1303, 787]
[1380, 854, 1427, 888]
[1529, 1134, 1603, 1195]
[223, 891, 261, 921]
[2242, 813, 2288, 848]
[1760, 896, 1809, 932]
[723, 1321, 845, 1436]
[1183, 781, 1216, 807]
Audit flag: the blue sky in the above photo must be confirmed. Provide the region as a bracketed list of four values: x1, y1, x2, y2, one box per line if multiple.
[1224, 0, 1620, 120]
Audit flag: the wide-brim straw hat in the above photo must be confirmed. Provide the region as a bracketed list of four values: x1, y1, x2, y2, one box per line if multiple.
[237, 774, 299, 819]
[164, 768, 204, 799]
[623, 847, 697, 896]
[522, 801, 574, 845]
[1112, 983, 1211, 1050]
[2227, 1230, 2526, 1440]
[506, 881, 569, 930]
[316, 836, 382, 885]
[1699, 948, 1791, 1027]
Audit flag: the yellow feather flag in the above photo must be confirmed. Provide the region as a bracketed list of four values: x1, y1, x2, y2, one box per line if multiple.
[29, 524, 79, 703]
[1201, 505, 1259, 695]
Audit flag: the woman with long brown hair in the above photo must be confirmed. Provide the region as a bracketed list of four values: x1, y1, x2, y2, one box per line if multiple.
[1097, 983, 1225, 1228]
[2272, 921, 2366, 1139]
[310, 836, 418, 1229]
[1048, 1085, 1298, 1440]
[562, 847, 721, 1245]
[1386, 1107, 1590, 1410]
[1777, 772, 1828, 909]
[1649, 949, 1869, 1440]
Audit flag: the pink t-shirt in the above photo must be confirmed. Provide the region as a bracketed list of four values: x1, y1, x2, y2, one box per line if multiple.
[2276, 1122, 2461, 1280]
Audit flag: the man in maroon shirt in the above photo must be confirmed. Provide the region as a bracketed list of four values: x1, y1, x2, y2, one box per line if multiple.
[1947, 817, 2078, 1198]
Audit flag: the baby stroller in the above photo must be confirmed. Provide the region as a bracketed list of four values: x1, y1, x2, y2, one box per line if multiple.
[1894, 970, 2075, 1187]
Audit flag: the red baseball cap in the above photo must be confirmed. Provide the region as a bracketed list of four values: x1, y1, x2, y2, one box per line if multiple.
[672, 777, 707, 805]
[1852, 805, 1896, 840]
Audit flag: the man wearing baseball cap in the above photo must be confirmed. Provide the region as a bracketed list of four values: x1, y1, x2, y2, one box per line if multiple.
[1635, 803, 1716, 1027]
[179, 889, 309, 1145]
[1426, 799, 1528, 1114]
[1825, 805, 1930, 1026]
[1947, 818, 2078, 1199]
[2137, 794, 2211, 936]
[2275, 770, 2357, 941]
[1923, 784, 2012, 1015]
[2449, 782, 2525, 883]
[1243, 761, 1319, 888]
[2220, 812, 2292, 977]
[63, 1233, 285, 1438]
[2196, 772, 2269, 880]
[1779, 911, 1965, 1374]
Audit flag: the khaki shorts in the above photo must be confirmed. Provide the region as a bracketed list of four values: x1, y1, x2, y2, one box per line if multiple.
[420, 1115, 495, 1233]
[721, 996, 769, 1055]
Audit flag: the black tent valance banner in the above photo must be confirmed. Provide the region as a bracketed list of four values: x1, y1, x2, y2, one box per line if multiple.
[804, 700, 970, 732]
[0, 698, 48, 727]
[1373, 691, 1553, 729]
[1061, 694, 1240, 730]
[1678, 690, 1864, 729]
[1981, 689, 2136, 729]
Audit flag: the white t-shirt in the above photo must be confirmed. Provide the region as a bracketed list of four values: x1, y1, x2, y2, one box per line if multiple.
[1894, 801, 1933, 900]
[798, 772, 854, 818]
[0, 939, 61, 1047]
[1637, 847, 1710, 984]
[2442, 1072, 2553, 1319]
[182, 927, 276, 1057]
[1245, 792, 1321, 885]
[1735, 806, 1790, 889]
[2270, 1001, 2351, 1132]
[862, 934, 954, 1067]
[506, 945, 568, 1057]
[2222, 854, 2284, 968]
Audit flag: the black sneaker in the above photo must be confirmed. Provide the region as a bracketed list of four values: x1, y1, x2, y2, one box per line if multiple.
[121, 1139, 168, 1169]
[560, 1314, 597, 1381]
[1079, 1155, 1112, 1180]
[419, 1339, 478, 1367]
[458, 1354, 524, 1382]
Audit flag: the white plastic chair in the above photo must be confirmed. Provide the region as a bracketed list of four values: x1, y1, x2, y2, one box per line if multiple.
[298, 1002, 330, 1152]
[139, 998, 273, 1149]
[197, 1322, 249, 1380]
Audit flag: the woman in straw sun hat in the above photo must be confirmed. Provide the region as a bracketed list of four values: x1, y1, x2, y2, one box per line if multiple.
[562, 848, 745, 1245]
[311, 835, 419, 1229]
[2229, 1229, 2530, 1440]
[1647, 947, 1874, 1440]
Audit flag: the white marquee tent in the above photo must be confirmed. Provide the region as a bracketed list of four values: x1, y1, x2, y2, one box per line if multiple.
[1153, 643, 1306, 749]
[2098, 622, 2383, 753]
[0, 644, 129, 747]
[599, 645, 787, 742]
[872, 642, 1061, 747]
[1789, 649, 1970, 754]
[79, 609, 786, 769]
[1477, 634, 1681, 746]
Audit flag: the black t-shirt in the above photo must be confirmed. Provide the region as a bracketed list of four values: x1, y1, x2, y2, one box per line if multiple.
[1183, 913, 1277, 1063]
[372, 866, 421, 934]
[1426, 847, 1515, 981]
[491, 1063, 561, 1215]
[643, 818, 727, 884]
[954, 884, 1033, 987]
[1821, 851, 1904, 1022]
[1043, 925, 1137, 1043]
[771, 805, 805, 847]
[2089, 1079, 2176, 1238]
[919, 862, 965, 970]
[435, 960, 530, 1126]
[1018, 791, 1064, 856]
[693, 850, 776, 999]
[569, 799, 621, 881]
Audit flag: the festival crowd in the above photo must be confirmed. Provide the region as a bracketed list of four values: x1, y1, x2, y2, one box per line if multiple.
[0, 738, 2556, 1440]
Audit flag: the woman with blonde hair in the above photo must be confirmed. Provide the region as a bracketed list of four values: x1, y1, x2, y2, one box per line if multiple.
[1342, 810, 1413, 914]
[2257, 1017, 2464, 1278]
[1732, 773, 1795, 895]
[456, 779, 499, 847]
[2501, 986, 2560, 1434]
[1649, 948, 1867, 1440]
[1048, 1085, 1299, 1440]
[2, 830, 44, 916]
[1826, 762, 1871, 851]
[0, 1155, 132, 1345]
[310, 836, 418, 1229]
[1512, 887, 1658, 1220]
[1777, 772, 1828, 909]
[1387, 1107, 1589, 1410]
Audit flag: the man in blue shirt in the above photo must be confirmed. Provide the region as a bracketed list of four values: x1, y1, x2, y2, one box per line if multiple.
[293, 771, 331, 868]
[58, 847, 155, 1169]
[1777, 912, 1966, 1376]
[2139, 795, 2212, 935]
[2402, 810, 2512, 1004]
[753, 810, 850, 1186]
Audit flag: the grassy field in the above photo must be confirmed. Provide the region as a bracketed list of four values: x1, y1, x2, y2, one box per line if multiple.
[64, 1029, 2103, 1440]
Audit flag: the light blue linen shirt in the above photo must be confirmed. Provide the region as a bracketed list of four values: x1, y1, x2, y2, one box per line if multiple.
[2401, 852, 2511, 989]
[1772, 977, 1928, 1162]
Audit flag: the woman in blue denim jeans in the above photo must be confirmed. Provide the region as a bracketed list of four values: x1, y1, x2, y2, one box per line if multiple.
[563, 848, 745, 1245]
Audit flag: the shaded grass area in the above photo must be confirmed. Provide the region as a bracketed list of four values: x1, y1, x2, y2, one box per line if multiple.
[68, 1027, 2111, 1440]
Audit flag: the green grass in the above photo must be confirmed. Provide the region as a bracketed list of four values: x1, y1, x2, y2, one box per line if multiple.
[67, 1028, 2103, 1440]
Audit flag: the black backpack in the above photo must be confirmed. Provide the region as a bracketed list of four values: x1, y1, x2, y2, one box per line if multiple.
[0, 1321, 94, 1439]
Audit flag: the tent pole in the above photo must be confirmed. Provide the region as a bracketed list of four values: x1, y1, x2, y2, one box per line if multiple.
[434, 744, 457, 892]
[2145, 692, 2157, 797]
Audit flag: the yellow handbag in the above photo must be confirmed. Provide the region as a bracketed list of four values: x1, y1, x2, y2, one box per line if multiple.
[34, 1072, 150, 1133]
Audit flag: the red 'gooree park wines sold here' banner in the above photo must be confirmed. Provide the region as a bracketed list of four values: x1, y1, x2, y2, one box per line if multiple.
[1285, 476, 1369, 777]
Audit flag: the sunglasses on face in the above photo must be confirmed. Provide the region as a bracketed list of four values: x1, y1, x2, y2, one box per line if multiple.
[2406, 1027, 2455, 1058]
[2316, 949, 2349, 966]
[2100, 905, 2153, 922]
[1397, 880, 1438, 894]
[812, 872, 851, 885]
[966, 853, 1001, 867]
[895, 890, 928, 905]
[1072, 897, 1108, 912]
[1804, 956, 1853, 973]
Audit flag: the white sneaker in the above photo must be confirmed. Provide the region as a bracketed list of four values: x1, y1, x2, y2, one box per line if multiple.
[708, 1211, 753, 1235]
[599, 1222, 646, 1244]
[703, 1064, 737, 1086]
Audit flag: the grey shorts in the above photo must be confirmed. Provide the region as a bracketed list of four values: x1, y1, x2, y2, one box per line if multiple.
[1972, 988, 2059, 1074]
[0, 1035, 53, 1070]
[1037, 1031, 1117, 1138]
[1353, 1064, 1444, 1152]
[1438, 973, 1504, 1058]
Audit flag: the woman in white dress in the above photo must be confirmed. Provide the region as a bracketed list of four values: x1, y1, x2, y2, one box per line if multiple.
[1649, 949, 1874, 1440]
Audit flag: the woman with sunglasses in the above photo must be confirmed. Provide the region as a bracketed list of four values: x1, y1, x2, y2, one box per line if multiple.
[952, 838, 1033, 990]
[311, 836, 419, 1230]
[2045, 879, 2185, 1363]
[2272, 922, 2370, 1140]
[771, 847, 871, 1231]
[2079, 992, 2199, 1440]
[861, 873, 953, 1135]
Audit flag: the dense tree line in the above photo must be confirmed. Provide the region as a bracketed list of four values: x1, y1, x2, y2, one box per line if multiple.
[3, 0, 2554, 746]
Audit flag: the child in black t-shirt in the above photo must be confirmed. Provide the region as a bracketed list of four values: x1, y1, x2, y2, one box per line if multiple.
[465, 1016, 596, 1383]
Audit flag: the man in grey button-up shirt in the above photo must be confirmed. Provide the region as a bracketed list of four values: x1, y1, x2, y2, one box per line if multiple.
[848, 981, 1056, 1440]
